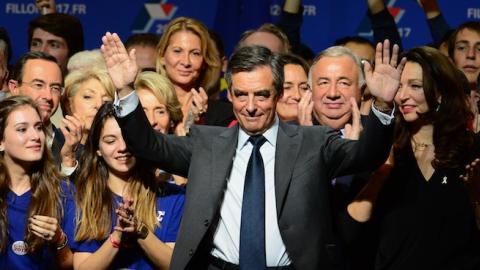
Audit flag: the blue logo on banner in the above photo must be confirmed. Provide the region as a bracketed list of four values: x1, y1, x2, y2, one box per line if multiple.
[131, 0, 178, 33]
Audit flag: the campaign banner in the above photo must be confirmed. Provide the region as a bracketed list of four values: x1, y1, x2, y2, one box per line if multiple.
[1, 0, 479, 64]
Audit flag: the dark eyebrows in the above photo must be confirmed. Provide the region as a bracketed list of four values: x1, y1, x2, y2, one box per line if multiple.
[31, 78, 45, 84]
[232, 89, 272, 97]
[232, 89, 246, 96]
[407, 79, 422, 84]
[13, 121, 43, 127]
[254, 90, 271, 97]
[101, 134, 116, 140]
[455, 40, 480, 47]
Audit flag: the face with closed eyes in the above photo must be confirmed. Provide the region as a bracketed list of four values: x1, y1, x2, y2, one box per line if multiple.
[97, 117, 136, 177]
[228, 66, 278, 135]
[69, 78, 112, 131]
[276, 63, 309, 121]
[395, 61, 430, 122]
[160, 30, 203, 89]
[1, 105, 45, 164]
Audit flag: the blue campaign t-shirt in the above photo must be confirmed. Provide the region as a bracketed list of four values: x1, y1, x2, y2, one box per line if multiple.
[70, 182, 185, 269]
[0, 181, 75, 270]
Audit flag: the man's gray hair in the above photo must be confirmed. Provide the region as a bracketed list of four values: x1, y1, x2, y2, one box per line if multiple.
[308, 46, 365, 88]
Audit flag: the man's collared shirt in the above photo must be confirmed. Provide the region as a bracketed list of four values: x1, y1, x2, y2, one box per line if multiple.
[211, 116, 292, 266]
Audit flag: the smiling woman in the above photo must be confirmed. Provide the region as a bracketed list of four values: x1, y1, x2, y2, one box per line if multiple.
[0, 96, 74, 269]
[67, 103, 185, 270]
[276, 53, 310, 122]
[350, 46, 480, 269]
[155, 17, 233, 131]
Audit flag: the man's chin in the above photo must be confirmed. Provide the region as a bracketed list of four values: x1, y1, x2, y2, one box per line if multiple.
[40, 113, 52, 124]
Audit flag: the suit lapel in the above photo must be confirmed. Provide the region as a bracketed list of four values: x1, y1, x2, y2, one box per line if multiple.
[210, 125, 239, 203]
[274, 121, 301, 217]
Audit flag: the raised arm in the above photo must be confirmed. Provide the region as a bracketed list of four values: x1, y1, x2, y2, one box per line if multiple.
[367, 0, 403, 52]
[100, 32, 192, 176]
[100, 32, 138, 97]
[364, 39, 406, 107]
[417, 0, 451, 47]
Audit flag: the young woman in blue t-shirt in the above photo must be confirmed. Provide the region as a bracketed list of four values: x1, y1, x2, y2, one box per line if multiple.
[68, 102, 184, 270]
[0, 96, 74, 269]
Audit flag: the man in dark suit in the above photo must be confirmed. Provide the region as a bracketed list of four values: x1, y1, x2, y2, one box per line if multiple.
[102, 32, 404, 269]
[8, 51, 81, 171]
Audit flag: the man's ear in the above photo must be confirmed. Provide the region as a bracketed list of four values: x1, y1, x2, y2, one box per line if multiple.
[8, 79, 20, 95]
[227, 89, 233, 102]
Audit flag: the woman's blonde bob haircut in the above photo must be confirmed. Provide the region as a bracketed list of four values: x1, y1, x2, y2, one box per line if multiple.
[134, 71, 183, 132]
[61, 67, 115, 116]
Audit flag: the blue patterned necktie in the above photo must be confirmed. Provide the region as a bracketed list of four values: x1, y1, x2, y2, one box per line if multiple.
[239, 135, 267, 270]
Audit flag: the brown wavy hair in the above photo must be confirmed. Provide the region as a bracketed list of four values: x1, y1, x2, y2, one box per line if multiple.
[0, 96, 64, 253]
[74, 102, 160, 241]
[155, 17, 221, 95]
[394, 46, 474, 169]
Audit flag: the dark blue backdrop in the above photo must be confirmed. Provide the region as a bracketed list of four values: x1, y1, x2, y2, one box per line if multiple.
[1, 0, 479, 64]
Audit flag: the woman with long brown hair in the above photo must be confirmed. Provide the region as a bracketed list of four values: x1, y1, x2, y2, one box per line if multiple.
[0, 96, 73, 269]
[349, 46, 480, 269]
[68, 102, 184, 269]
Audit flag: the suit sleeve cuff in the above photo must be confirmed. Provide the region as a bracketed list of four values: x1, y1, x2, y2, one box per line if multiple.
[114, 91, 139, 118]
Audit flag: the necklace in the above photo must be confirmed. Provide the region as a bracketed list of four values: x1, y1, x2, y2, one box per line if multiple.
[412, 139, 432, 152]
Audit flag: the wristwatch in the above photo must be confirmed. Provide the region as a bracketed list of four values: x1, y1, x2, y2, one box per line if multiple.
[137, 222, 149, 240]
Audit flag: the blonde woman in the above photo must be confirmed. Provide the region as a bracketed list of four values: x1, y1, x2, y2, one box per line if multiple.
[134, 71, 183, 135]
[156, 17, 235, 130]
[61, 67, 115, 147]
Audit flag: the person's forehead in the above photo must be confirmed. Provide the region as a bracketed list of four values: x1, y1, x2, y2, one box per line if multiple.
[343, 42, 374, 61]
[314, 56, 359, 75]
[32, 28, 66, 43]
[22, 59, 62, 81]
[456, 28, 480, 42]
[231, 66, 274, 89]
[7, 106, 41, 125]
[243, 32, 283, 52]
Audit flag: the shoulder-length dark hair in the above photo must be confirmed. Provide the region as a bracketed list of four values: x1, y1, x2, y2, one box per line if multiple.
[74, 102, 159, 241]
[394, 46, 474, 169]
[0, 96, 64, 253]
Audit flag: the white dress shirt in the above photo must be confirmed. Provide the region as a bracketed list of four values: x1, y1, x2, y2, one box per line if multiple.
[211, 116, 292, 266]
[114, 90, 395, 266]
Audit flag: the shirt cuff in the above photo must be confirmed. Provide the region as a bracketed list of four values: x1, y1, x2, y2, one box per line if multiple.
[61, 160, 78, 176]
[371, 103, 395, 125]
[114, 90, 139, 118]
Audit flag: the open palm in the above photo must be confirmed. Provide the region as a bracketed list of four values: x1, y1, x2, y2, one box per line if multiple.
[100, 32, 138, 89]
[364, 40, 406, 103]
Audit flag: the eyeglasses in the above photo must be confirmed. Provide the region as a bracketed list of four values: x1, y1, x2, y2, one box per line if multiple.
[17, 80, 64, 96]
